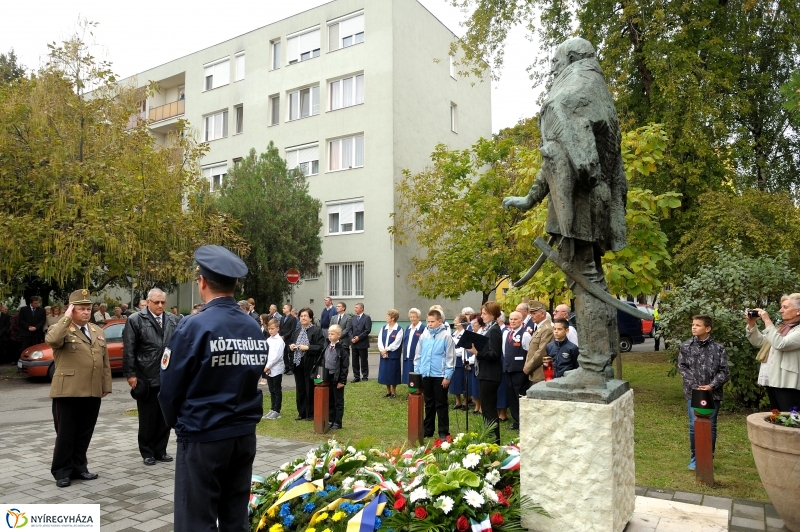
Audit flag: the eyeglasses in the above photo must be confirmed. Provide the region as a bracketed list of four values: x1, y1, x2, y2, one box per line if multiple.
[150, 300, 167, 305]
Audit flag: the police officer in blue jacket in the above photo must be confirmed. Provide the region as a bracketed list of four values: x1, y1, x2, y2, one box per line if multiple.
[159, 245, 267, 532]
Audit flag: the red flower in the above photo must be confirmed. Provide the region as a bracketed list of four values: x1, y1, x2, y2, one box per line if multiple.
[456, 515, 470, 532]
[502, 485, 513, 498]
[490, 513, 504, 526]
[446, 434, 453, 443]
[415, 507, 428, 519]
[394, 496, 406, 511]
[772, 409, 780, 415]
[433, 438, 443, 448]
[496, 492, 510, 507]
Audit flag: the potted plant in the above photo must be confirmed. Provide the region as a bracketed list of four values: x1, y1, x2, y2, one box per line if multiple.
[747, 408, 800, 532]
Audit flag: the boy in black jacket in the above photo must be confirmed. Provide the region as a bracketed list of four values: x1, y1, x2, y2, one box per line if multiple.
[321, 324, 350, 430]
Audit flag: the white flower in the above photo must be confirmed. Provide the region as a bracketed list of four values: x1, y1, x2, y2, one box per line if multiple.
[462, 453, 481, 469]
[407, 475, 423, 489]
[440, 441, 451, 450]
[464, 489, 485, 508]
[447, 462, 460, 471]
[353, 480, 367, 491]
[306, 450, 318, 465]
[303, 468, 313, 481]
[409, 486, 431, 503]
[372, 463, 388, 472]
[484, 469, 501, 486]
[293, 462, 306, 471]
[436, 495, 454, 515]
[449, 450, 459, 456]
[347, 446, 357, 454]
[276, 472, 288, 482]
[280, 462, 290, 471]
[483, 484, 499, 503]
[341, 477, 355, 490]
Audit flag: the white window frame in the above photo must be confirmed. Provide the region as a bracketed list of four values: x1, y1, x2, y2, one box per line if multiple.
[271, 40, 281, 70]
[329, 73, 364, 111]
[328, 11, 364, 52]
[327, 199, 364, 235]
[269, 95, 280, 126]
[326, 261, 364, 297]
[328, 134, 364, 172]
[202, 162, 227, 192]
[235, 52, 245, 81]
[287, 85, 320, 121]
[450, 103, 457, 133]
[286, 26, 321, 65]
[204, 109, 229, 141]
[234, 104, 243, 134]
[203, 58, 230, 91]
[285, 142, 320, 177]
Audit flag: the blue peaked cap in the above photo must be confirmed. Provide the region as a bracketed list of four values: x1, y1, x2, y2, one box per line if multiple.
[194, 245, 248, 283]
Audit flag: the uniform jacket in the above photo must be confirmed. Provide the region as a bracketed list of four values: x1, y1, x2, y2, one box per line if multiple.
[678, 335, 730, 401]
[747, 324, 800, 390]
[287, 325, 326, 371]
[524, 320, 555, 382]
[19, 306, 46, 338]
[158, 296, 267, 443]
[279, 313, 297, 344]
[123, 310, 179, 387]
[546, 338, 579, 378]
[403, 323, 424, 362]
[350, 312, 372, 349]
[475, 323, 504, 382]
[378, 324, 404, 359]
[319, 340, 350, 385]
[502, 326, 529, 373]
[414, 325, 456, 379]
[330, 313, 352, 346]
[46, 318, 112, 398]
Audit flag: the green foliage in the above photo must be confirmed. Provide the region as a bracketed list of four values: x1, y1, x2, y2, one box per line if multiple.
[0, 26, 244, 298]
[658, 247, 797, 408]
[214, 144, 322, 307]
[781, 70, 800, 125]
[0, 49, 25, 83]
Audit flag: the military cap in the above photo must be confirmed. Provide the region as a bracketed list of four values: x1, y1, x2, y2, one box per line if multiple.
[68, 289, 93, 305]
[529, 300, 546, 312]
[194, 245, 248, 283]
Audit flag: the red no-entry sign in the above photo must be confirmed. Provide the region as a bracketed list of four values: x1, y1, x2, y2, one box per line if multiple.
[285, 269, 301, 284]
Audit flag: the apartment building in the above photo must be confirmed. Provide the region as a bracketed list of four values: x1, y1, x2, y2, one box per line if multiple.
[120, 0, 492, 324]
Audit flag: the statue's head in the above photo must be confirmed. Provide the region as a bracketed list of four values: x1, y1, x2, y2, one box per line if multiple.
[551, 38, 596, 78]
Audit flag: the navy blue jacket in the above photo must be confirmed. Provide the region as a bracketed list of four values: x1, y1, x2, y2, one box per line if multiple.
[320, 306, 337, 329]
[158, 296, 267, 442]
[546, 338, 580, 378]
[350, 312, 372, 349]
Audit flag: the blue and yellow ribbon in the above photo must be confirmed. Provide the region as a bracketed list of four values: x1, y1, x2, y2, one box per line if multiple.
[267, 477, 324, 512]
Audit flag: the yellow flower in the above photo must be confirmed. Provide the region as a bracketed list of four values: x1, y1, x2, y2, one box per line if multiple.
[258, 515, 267, 530]
[269, 524, 283, 532]
[315, 512, 329, 524]
[332, 511, 347, 522]
[306, 528, 316, 532]
[268, 506, 278, 518]
[322, 529, 332, 532]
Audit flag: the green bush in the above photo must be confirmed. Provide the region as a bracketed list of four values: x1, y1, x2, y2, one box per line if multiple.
[659, 246, 797, 409]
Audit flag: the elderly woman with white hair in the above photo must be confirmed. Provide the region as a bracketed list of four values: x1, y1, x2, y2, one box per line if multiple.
[746, 293, 800, 411]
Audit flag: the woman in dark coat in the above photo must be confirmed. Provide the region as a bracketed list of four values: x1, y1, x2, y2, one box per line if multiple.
[288, 308, 326, 421]
[467, 302, 503, 444]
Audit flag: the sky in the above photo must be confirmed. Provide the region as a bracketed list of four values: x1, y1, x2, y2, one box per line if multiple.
[1, 0, 543, 133]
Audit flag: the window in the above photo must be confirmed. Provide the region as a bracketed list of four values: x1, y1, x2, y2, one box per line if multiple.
[450, 103, 457, 133]
[270, 95, 280, 126]
[235, 52, 245, 81]
[330, 74, 364, 110]
[204, 58, 230, 91]
[328, 134, 364, 171]
[327, 261, 364, 297]
[234, 105, 243, 134]
[204, 110, 228, 141]
[232, 157, 243, 164]
[286, 143, 319, 176]
[202, 163, 227, 191]
[103, 323, 125, 342]
[327, 199, 364, 235]
[287, 27, 320, 64]
[271, 40, 281, 70]
[288, 86, 320, 121]
[328, 12, 364, 51]
[449, 55, 456, 79]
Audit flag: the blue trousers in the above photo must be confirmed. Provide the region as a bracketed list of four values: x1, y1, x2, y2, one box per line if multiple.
[687, 399, 721, 458]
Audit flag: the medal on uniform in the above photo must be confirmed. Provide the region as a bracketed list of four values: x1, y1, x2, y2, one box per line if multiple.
[161, 347, 171, 369]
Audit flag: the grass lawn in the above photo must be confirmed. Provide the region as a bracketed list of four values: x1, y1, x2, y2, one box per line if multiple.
[256, 351, 768, 501]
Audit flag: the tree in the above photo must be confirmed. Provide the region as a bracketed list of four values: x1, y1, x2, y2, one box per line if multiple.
[658, 247, 797, 408]
[390, 119, 680, 307]
[0, 49, 25, 83]
[214, 144, 322, 308]
[0, 26, 245, 299]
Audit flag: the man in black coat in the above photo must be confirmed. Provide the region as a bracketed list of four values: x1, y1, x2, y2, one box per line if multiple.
[0, 305, 10, 364]
[123, 288, 179, 465]
[18, 296, 46, 355]
[349, 303, 372, 382]
[279, 304, 297, 375]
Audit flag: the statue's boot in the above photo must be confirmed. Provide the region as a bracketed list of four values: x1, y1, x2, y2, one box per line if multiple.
[546, 367, 607, 389]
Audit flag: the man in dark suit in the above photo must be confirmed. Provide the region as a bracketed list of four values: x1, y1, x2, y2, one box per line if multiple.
[349, 303, 372, 382]
[19, 296, 46, 355]
[0, 304, 10, 364]
[279, 304, 297, 375]
[330, 302, 352, 346]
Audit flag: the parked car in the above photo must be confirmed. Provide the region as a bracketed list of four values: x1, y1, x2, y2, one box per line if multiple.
[618, 302, 645, 352]
[17, 319, 126, 381]
[637, 304, 655, 337]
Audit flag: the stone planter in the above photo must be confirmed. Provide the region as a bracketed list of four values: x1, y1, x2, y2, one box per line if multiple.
[747, 412, 800, 532]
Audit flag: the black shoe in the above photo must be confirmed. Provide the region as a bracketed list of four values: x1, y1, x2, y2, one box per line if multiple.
[510, 424, 520, 431]
[56, 478, 71, 488]
[294, 415, 305, 421]
[390, 394, 397, 398]
[143, 457, 157, 466]
[362, 377, 369, 381]
[285, 370, 294, 376]
[351, 378, 361, 383]
[72, 471, 98, 480]
[383, 393, 392, 398]
[330, 423, 342, 430]
[155, 454, 173, 462]
[472, 410, 481, 415]
[452, 404, 462, 410]
[305, 417, 314, 421]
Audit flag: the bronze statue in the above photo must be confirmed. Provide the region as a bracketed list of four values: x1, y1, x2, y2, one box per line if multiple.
[504, 37, 646, 390]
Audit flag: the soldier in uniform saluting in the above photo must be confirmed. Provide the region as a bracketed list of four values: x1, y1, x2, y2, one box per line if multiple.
[46, 289, 112, 488]
[159, 245, 268, 532]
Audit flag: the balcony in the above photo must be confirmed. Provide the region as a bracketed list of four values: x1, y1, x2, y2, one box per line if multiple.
[149, 99, 185, 122]
[126, 111, 147, 130]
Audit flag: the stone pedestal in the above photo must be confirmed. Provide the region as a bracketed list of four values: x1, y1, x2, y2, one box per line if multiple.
[520, 388, 635, 532]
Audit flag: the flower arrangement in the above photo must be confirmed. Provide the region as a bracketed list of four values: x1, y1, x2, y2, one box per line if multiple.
[767, 407, 800, 428]
[249, 427, 546, 532]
